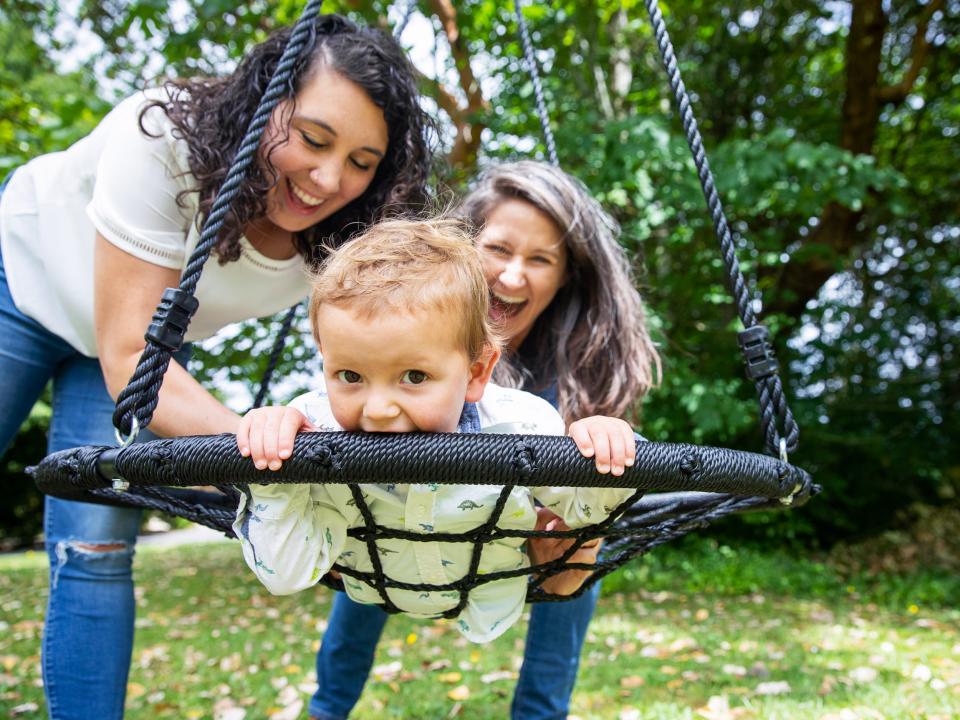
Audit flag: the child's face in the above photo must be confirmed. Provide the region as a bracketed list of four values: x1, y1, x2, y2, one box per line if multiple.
[315, 303, 499, 433]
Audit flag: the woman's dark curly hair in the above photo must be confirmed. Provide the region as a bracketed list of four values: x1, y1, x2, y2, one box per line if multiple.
[140, 14, 433, 264]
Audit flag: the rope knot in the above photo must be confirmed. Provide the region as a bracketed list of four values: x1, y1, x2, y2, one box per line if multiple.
[511, 441, 538, 482]
[306, 441, 342, 474]
[680, 450, 702, 478]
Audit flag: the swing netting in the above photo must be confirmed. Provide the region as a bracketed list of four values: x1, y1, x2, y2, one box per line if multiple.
[30, 0, 816, 611]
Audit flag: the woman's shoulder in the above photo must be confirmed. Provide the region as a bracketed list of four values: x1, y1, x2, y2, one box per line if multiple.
[477, 383, 565, 435]
[102, 87, 190, 158]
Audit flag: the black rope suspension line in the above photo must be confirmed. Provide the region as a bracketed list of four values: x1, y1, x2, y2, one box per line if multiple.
[642, 0, 799, 456]
[112, 0, 326, 438]
[513, 0, 559, 166]
[251, 302, 302, 410]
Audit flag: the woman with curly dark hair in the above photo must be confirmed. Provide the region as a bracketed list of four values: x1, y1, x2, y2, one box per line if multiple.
[0, 14, 431, 719]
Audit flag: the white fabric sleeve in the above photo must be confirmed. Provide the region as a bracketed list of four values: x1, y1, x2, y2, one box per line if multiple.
[234, 483, 349, 596]
[87, 93, 195, 269]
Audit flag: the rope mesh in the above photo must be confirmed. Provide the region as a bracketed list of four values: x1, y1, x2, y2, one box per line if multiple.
[32, 432, 815, 609]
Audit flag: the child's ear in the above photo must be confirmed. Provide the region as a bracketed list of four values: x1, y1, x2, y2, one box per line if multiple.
[465, 343, 501, 403]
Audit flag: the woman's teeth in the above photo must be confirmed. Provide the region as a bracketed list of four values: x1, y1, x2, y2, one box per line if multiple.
[493, 291, 525, 305]
[290, 180, 326, 207]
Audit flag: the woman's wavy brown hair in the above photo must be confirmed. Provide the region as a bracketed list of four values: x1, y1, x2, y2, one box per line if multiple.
[140, 14, 433, 264]
[459, 161, 661, 425]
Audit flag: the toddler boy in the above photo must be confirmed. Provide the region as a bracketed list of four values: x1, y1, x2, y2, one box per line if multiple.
[234, 218, 637, 642]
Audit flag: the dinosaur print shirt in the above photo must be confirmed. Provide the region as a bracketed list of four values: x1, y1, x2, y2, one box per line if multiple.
[234, 383, 634, 643]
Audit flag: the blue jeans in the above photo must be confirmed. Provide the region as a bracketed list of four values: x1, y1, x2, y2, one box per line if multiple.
[1, 176, 186, 719]
[309, 583, 601, 720]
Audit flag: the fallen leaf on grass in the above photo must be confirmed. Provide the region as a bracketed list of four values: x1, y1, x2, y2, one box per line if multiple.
[212, 697, 246, 720]
[372, 661, 402, 682]
[818, 675, 837, 695]
[447, 684, 470, 701]
[818, 709, 885, 720]
[620, 675, 645, 689]
[11, 703, 39, 717]
[848, 666, 878, 684]
[438, 671, 462, 683]
[480, 670, 516, 683]
[754, 680, 791, 695]
[696, 694, 754, 720]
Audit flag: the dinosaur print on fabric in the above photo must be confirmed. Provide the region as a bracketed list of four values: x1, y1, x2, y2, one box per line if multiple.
[236, 384, 635, 644]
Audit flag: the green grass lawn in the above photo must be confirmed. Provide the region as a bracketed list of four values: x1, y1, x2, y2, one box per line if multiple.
[1, 536, 957, 719]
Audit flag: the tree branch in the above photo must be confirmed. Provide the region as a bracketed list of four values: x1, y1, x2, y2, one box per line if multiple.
[425, 0, 488, 172]
[876, 0, 944, 104]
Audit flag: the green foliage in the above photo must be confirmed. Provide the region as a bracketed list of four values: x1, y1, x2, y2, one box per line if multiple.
[1, 0, 958, 550]
[0, 5, 111, 177]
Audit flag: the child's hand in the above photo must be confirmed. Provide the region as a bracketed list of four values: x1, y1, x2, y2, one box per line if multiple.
[528, 507, 602, 596]
[237, 407, 314, 471]
[568, 416, 636, 476]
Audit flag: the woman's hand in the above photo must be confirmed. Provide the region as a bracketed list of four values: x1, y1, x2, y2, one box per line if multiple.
[237, 406, 315, 471]
[528, 507, 602, 596]
[568, 415, 636, 475]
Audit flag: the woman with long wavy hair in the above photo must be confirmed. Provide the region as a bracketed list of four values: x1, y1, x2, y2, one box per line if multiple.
[0, 14, 431, 719]
[308, 160, 660, 720]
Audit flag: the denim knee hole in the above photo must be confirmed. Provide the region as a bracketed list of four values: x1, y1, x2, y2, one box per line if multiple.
[51, 540, 133, 589]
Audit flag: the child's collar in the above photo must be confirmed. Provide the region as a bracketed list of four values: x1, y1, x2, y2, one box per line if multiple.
[457, 402, 481, 433]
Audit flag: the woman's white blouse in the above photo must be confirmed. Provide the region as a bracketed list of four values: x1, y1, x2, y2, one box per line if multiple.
[0, 89, 309, 356]
[234, 383, 635, 643]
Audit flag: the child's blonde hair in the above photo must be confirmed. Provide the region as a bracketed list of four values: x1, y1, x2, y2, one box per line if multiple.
[309, 217, 501, 361]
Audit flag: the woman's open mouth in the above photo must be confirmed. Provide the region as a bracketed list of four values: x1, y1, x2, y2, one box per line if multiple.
[285, 178, 327, 215]
[489, 291, 526, 323]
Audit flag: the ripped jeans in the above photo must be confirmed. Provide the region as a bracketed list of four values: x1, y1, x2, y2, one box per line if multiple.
[0, 212, 186, 718]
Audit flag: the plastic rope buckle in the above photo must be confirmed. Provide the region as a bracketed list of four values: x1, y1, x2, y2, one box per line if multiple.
[145, 288, 200, 352]
[737, 324, 779, 381]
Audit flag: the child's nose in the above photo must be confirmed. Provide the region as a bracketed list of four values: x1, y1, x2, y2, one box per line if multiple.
[363, 393, 401, 421]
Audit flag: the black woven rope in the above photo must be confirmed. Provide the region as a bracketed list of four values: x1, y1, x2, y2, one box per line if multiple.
[643, 0, 799, 455]
[33, 433, 813, 500]
[251, 302, 302, 410]
[31, 428, 817, 607]
[513, 0, 559, 166]
[112, 0, 325, 437]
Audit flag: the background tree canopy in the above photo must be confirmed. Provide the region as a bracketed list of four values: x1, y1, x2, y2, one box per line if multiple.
[1, 0, 957, 550]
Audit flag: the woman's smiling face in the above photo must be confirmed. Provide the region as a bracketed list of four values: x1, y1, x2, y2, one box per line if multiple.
[476, 198, 568, 351]
[260, 65, 389, 234]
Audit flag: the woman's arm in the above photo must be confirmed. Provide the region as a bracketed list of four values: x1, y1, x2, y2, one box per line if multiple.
[94, 232, 240, 437]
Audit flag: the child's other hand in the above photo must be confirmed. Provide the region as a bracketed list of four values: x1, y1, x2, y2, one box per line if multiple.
[529, 507, 602, 595]
[568, 416, 636, 476]
[237, 407, 314, 471]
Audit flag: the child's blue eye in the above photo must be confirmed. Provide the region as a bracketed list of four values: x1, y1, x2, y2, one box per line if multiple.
[337, 370, 362, 384]
[402, 370, 427, 385]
